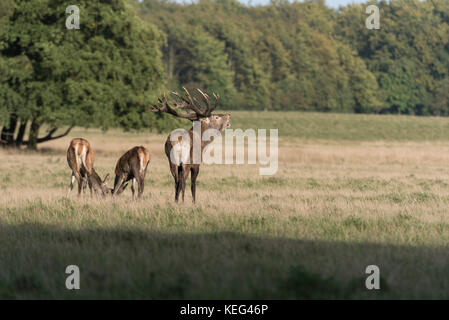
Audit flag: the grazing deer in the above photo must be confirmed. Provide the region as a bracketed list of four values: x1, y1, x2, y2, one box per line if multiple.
[152, 87, 231, 203]
[67, 138, 110, 197]
[112, 146, 151, 200]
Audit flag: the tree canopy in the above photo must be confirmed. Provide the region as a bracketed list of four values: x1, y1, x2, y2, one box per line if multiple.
[0, 0, 172, 149]
[1, 0, 449, 148]
[139, 0, 449, 114]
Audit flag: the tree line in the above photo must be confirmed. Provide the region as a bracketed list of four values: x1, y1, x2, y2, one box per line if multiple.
[1, 0, 449, 149]
[139, 0, 449, 114]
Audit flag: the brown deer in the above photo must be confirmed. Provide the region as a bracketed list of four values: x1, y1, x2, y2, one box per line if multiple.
[112, 146, 151, 200]
[67, 138, 110, 197]
[151, 87, 231, 203]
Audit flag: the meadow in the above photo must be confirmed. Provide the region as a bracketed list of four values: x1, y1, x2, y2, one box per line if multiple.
[1, 111, 449, 299]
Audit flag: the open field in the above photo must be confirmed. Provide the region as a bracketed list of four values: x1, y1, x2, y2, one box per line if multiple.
[1, 111, 449, 299]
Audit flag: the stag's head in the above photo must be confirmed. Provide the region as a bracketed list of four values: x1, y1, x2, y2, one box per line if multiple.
[200, 113, 231, 131]
[151, 87, 231, 131]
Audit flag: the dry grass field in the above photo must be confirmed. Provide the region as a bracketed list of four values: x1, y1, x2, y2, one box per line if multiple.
[1, 111, 449, 299]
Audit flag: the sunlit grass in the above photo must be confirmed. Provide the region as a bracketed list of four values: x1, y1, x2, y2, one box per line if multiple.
[1, 111, 449, 298]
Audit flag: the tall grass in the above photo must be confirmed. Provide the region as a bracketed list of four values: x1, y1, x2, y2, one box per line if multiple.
[1, 111, 449, 299]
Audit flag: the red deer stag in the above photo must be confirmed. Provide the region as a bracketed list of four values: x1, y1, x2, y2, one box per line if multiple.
[151, 87, 231, 203]
[112, 146, 151, 200]
[67, 138, 110, 197]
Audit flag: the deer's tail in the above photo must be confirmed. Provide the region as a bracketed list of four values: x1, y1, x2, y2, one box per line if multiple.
[79, 144, 89, 173]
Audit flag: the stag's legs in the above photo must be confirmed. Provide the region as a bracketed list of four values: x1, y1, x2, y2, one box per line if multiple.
[169, 162, 194, 203]
[191, 166, 200, 204]
[169, 162, 181, 202]
[181, 176, 185, 202]
[67, 172, 76, 197]
[175, 166, 183, 202]
[170, 163, 190, 203]
[181, 166, 190, 203]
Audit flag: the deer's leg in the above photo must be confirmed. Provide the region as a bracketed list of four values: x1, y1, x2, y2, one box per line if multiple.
[131, 178, 136, 200]
[131, 167, 145, 200]
[86, 175, 94, 197]
[141, 165, 149, 199]
[76, 174, 83, 197]
[137, 176, 144, 199]
[175, 170, 182, 202]
[81, 172, 91, 197]
[191, 166, 200, 204]
[67, 172, 76, 197]
[82, 175, 88, 195]
[113, 174, 126, 197]
[181, 166, 190, 203]
[169, 163, 180, 202]
[180, 176, 185, 202]
[67, 147, 79, 197]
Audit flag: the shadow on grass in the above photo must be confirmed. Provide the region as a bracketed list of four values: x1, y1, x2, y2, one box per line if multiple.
[0, 223, 447, 299]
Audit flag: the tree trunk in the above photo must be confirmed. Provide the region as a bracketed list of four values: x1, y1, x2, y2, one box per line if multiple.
[167, 44, 175, 81]
[27, 119, 41, 150]
[1, 114, 18, 146]
[15, 120, 27, 148]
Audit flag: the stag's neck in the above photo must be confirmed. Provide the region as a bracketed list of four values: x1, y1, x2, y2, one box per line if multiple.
[189, 123, 222, 150]
[188, 121, 209, 133]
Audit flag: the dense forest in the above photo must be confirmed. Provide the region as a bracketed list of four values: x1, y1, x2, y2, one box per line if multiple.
[138, 0, 449, 114]
[1, 0, 449, 148]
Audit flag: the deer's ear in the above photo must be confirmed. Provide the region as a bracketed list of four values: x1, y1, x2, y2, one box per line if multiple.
[103, 174, 110, 183]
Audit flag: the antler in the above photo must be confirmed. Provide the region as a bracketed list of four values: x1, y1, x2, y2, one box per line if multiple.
[151, 93, 197, 120]
[196, 88, 220, 116]
[151, 87, 220, 120]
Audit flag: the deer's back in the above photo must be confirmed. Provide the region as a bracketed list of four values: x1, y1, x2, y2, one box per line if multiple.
[67, 138, 94, 172]
[115, 146, 150, 175]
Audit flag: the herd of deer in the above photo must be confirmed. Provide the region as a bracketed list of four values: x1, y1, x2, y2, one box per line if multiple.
[66, 88, 231, 203]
